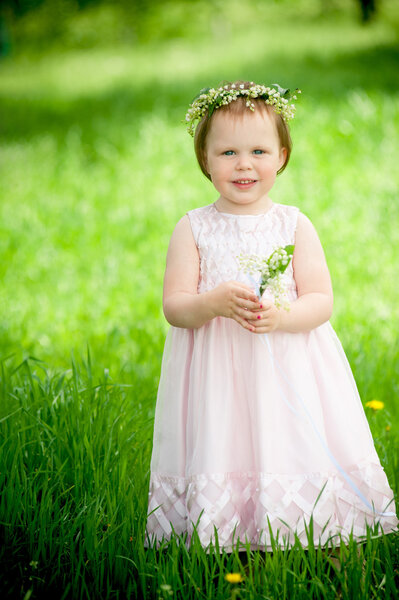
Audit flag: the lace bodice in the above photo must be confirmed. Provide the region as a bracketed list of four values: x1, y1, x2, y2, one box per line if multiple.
[187, 202, 299, 301]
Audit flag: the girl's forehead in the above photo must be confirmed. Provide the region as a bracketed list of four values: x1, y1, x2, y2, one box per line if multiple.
[208, 109, 279, 141]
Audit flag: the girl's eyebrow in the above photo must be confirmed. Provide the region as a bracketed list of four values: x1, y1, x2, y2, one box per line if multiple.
[212, 145, 238, 152]
[215, 140, 272, 147]
[214, 144, 273, 151]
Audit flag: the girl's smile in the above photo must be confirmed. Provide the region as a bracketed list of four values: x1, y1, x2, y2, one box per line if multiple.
[205, 108, 287, 214]
[232, 179, 258, 189]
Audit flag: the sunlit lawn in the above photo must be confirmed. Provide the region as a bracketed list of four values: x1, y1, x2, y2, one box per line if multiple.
[0, 1, 399, 597]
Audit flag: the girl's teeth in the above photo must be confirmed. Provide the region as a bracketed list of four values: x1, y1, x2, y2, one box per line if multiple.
[236, 180, 254, 183]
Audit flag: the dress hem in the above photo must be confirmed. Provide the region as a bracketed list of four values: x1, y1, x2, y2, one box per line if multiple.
[144, 461, 398, 551]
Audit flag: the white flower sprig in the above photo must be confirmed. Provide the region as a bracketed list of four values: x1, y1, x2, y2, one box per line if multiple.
[185, 82, 301, 136]
[238, 245, 295, 309]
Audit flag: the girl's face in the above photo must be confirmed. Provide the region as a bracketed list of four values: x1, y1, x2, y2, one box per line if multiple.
[205, 108, 287, 214]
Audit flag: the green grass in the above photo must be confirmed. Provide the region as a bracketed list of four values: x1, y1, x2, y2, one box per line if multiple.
[1, 355, 398, 599]
[1, 0, 399, 597]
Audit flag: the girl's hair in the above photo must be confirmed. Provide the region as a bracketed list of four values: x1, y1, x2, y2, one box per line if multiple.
[194, 81, 292, 181]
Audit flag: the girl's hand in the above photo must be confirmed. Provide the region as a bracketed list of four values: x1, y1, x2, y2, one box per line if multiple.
[209, 281, 261, 332]
[251, 300, 281, 334]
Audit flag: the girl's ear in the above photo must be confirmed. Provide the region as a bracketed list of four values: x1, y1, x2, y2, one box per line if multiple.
[279, 146, 287, 170]
[203, 151, 210, 176]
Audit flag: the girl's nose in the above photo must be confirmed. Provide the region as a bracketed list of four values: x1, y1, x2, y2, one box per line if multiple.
[236, 155, 252, 170]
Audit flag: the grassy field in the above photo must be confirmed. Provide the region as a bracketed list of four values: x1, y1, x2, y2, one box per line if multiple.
[1, 0, 399, 597]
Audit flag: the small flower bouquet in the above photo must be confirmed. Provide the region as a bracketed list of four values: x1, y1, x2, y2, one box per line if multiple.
[238, 245, 295, 308]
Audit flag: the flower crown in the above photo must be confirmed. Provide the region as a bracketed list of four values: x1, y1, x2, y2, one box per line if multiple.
[185, 82, 301, 137]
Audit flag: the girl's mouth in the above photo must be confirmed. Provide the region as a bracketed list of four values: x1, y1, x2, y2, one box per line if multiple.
[233, 179, 257, 189]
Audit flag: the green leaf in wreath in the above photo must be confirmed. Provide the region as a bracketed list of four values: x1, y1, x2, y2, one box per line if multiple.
[271, 83, 290, 97]
[191, 87, 211, 103]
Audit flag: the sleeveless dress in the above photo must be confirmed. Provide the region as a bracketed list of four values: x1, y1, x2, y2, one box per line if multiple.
[145, 202, 398, 552]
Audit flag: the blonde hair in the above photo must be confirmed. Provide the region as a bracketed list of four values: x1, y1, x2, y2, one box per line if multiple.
[193, 81, 292, 181]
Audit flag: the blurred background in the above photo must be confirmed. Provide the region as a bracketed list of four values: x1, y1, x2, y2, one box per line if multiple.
[0, 0, 399, 400]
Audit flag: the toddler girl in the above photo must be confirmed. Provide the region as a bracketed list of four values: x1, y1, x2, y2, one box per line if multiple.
[145, 81, 398, 552]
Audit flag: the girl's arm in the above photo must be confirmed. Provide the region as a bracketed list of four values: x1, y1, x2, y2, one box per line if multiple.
[253, 213, 334, 334]
[163, 216, 261, 331]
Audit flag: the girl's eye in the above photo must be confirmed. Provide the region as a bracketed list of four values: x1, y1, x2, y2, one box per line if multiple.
[253, 149, 265, 155]
[223, 150, 235, 156]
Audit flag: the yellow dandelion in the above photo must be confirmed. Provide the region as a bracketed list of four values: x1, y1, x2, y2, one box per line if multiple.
[386, 425, 391, 432]
[365, 400, 384, 411]
[225, 573, 244, 584]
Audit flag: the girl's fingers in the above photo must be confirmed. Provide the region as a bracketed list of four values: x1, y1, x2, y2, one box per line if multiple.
[233, 306, 259, 321]
[235, 286, 259, 302]
[252, 320, 271, 333]
[241, 297, 260, 307]
[238, 302, 261, 314]
[234, 291, 261, 309]
[232, 312, 255, 332]
[238, 318, 255, 332]
[237, 283, 258, 295]
[247, 309, 267, 321]
[251, 309, 280, 333]
[245, 310, 260, 321]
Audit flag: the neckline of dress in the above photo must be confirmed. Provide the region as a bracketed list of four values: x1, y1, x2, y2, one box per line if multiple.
[212, 202, 277, 217]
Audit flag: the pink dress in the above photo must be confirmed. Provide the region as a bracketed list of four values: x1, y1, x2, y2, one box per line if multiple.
[145, 202, 398, 551]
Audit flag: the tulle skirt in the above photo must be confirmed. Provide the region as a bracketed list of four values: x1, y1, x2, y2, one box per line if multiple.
[145, 318, 398, 551]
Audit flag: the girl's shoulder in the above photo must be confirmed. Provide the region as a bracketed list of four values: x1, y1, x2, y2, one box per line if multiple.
[186, 203, 215, 219]
[271, 202, 299, 212]
[273, 202, 300, 216]
[271, 203, 301, 234]
[185, 204, 215, 245]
